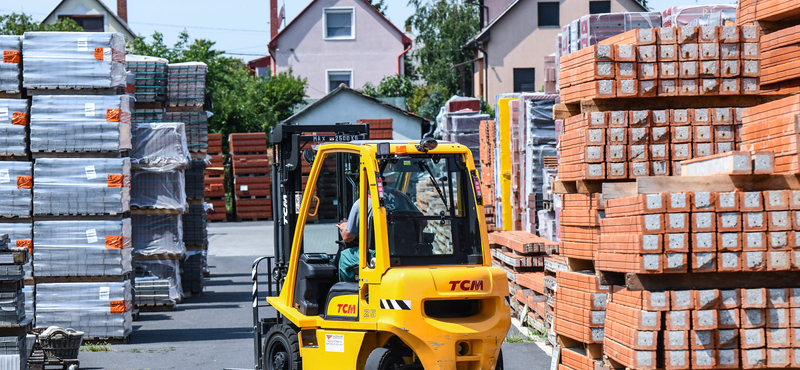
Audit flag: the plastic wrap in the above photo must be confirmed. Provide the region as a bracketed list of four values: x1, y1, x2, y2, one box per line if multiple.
[131, 122, 189, 171]
[185, 159, 206, 200]
[165, 111, 208, 153]
[180, 250, 205, 294]
[578, 12, 662, 49]
[569, 19, 580, 53]
[183, 203, 207, 247]
[0, 292, 24, 325]
[560, 25, 570, 56]
[447, 133, 479, 147]
[524, 96, 559, 146]
[661, 5, 737, 27]
[33, 158, 131, 216]
[537, 210, 558, 242]
[125, 54, 168, 103]
[686, 9, 737, 26]
[0, 162, 31, 217]
[448, 113, 488, 132]
[22, 32, 126, 89]
[0, 36, 21, 93]
[35, 281, 133, 339]
[167, 62, 207, 107]
[134, 259, 182, 302]
[30, 95, 131, 153]
[33, 219, 132, 277]
[131, 170, 186, 211]
[0, 223, 32, 279]
[0, 99, 29, 156]
[22, 287, 32, 326]
[0, 335, 27, 370]
[131, 214, 185, 256]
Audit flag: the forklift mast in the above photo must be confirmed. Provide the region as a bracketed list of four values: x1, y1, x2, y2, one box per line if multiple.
[268, 123, 369, 281]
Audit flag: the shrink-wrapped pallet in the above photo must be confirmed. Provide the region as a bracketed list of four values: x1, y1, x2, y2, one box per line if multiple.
[30, 95, 132, 153]
[0, 162, 31, 218]
[185, 158, 206, 200]
[21, 287, 32, 326]
[33, 158, 130, 215]
[165, 111, 208, 153]
[180, 250, 205, 293]
[125, 54, 167, 103]
[131, 214, 184, 256]
[0, 335, 28, 370]
[22, 32, 126, 89]
[130, 122, 189, 171]
[33, 219, 132, 277]
[130, 170, 186, 211]
[0, 292, 25, 325]
[0, 99, 29, 156]
[0, 224, 32, 279]
[661, 5, 737, 27]
[167, 62, 206, 107]
[35, 281, 133, 339]
[578, 12, 662, 49]
[0, 36, 21, 93]
[183, 203, 207, 247]
[134, 259, 182, 303]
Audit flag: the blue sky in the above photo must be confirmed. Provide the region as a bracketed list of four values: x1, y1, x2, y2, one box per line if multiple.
[7, 0, 737, 62]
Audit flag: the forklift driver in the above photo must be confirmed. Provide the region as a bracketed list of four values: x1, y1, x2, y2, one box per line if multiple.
[335, 184, 419, 282]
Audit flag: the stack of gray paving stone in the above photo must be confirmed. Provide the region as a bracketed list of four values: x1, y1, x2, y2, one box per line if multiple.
[35, 281, 132, 339]
[33, 158, 131, 216]
[125, 55, 168, 103]
[0, 36, 22, 94]
[166, 62, 206, 107]
[0, 99, 29, 157]
[33, 220, 132, 277]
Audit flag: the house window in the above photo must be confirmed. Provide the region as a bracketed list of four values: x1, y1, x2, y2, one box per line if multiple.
[324, 8, 355, 39]
[537, 2, 559, 27]
[513, 68, 536, 93]
[590, 1, 611, 14]
[58, 14, 104, 32]
[327, 70, 353, 92]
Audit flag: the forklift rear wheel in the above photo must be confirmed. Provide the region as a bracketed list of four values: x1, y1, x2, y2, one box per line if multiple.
[365, 347, 406, 370]
[496, 348, 504, 370]
[263, 324, 301, 370]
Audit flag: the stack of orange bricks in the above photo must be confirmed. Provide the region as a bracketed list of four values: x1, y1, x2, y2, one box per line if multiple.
[559, 194, 603, 260]
[204, 133, 226, 221]
[604, 286, 800, 369]
[358, 119, 393, 139]
[554, 270, 607, 346]
[559, 26, 761, 105]
[479, 119, 495, 226]
[597, 191, 800, 274]
[738, 0, 800, 94]
[229, 133, 272, 221]
[558, 107, 745, 181]
[741, 95, 800, 173]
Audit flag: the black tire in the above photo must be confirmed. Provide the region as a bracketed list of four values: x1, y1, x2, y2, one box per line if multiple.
[495, 348, 504, 370]
[365, 347, 405, 370]
[262, 324, 301, 370]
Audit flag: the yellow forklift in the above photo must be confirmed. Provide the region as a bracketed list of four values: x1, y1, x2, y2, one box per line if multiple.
[251, 124, 510, 370]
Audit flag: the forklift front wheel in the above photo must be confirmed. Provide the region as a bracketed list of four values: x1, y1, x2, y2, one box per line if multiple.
[496, 348, 504, 370]
[365, 347, 406, 370]
[263, 324, 301, 370]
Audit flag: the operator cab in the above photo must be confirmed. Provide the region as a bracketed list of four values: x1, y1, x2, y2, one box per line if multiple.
[290, 139, 485, 321]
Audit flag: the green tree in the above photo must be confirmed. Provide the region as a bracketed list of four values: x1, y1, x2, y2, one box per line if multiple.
[367, 0, 388, 15]
[406, 0, 479, 96]
[130, 31, 307, 143]
[358, 74, 415, 99]
[408, 84, 447, 117]
[0, 12, 83, 34]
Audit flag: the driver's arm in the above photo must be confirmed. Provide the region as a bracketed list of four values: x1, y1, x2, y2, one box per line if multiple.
[340, 201, 360, 243]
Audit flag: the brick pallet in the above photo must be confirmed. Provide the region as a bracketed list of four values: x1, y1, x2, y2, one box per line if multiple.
[229, 133, 272, 221]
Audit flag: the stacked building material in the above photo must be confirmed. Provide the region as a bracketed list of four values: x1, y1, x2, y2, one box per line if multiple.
[33, 220, 132, 277]
[357, 118, 393, 140]
[33, 158, 130, 215]
[22, 32, 126, 90]
[519, 94, 559, 233]
[129, 121, 189, 305]
[166, 111, 208, 154]
[0, 36, 21, 94]
[558, 26, 760, 104]
[0, 239, 30, 370]
[554, 270, 607, 348]
[559, 194, 603, 260]
[230, 133, 271, 221]
[125, 55, 168, 103]
[133, 258, 181, 307]
[204, 137, 225, 221]
[558, 107, 746, 181]
[181, 251, 205, 295]
[35, 281, 132, 339]
[661, 5, 737, 27]
[29, 95, 132, 154]
[167, 62, 206, 108]
[0, 99, 29, 157]
[479, 119, 496, 228]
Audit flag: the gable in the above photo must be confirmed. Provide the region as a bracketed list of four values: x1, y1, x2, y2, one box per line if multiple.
[42, 0, 136, 41]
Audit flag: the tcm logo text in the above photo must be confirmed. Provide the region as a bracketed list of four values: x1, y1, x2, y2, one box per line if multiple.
[448, 280, 484, 291]
[337, 304, 356, 314]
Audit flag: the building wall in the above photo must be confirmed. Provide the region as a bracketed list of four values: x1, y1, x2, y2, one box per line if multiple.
[474, 0, 646, 107]
[42, 0, 135, 41]
[284, 92, 425, 140]
[485, 0, 516, 24]
[272, 0, 406, 99]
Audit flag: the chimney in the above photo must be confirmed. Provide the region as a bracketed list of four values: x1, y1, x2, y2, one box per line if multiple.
[117, 0, 128, 23]
[270, 0, 279, 39]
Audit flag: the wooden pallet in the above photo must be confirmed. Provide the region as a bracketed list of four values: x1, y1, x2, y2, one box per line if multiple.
[135, 302, 175, 312]
[131, 207, 185, 215]
[26, 86, 125, 96]
[33, 272, 132, 284]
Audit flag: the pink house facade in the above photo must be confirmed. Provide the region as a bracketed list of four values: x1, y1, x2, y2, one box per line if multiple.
[269, 0, 412, 99]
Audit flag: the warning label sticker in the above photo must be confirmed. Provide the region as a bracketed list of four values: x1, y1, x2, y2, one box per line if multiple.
[324, 334, 344, 352]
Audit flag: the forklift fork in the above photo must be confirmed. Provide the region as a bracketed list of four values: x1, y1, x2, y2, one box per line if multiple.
[252, 256, 279, 370]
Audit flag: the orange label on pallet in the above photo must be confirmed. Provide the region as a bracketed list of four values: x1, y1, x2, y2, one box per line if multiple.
[105, 236, 123, 249]
[107, 174, 123, 187]
[106, 109, 120, 122]
[2, 50, 20, 64]
[11, 112, 28, 126]
[16, 240, 31, 254]
[16, 176, 31, 189]
[110, 300, 126, 314]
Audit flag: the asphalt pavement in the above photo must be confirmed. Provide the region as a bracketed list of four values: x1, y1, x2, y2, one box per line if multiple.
[79, 221, 550, 370]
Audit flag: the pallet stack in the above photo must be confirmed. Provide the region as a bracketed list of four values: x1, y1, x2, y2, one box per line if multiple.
[358, 119, 393, 139]
[0, 240, 31, 370]
[479, 119, 496, 228]
[229, 133, 271, 221]
[21, 31, 135, 343]
[129, 121, 189, 308]
[204, 133, 226, 221]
